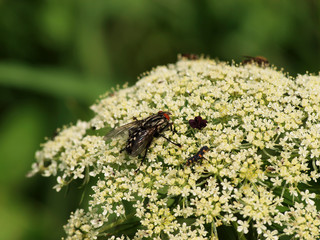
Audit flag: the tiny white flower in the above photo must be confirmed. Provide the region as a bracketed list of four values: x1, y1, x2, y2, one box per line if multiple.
[300, 190, 316, 206]
[237, 220, 249, 234]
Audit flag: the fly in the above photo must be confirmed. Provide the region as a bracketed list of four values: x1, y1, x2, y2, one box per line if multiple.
[105, 111, 181, 170]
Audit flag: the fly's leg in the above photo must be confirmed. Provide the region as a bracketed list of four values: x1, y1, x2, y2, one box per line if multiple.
[169, 122, 179, 135]
[166, 123, 181, 147]
[135, 141, 152, 173]
[159, 134, 181, 147]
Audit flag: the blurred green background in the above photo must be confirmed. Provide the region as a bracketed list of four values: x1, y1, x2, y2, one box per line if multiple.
[0, 0, 319, 239]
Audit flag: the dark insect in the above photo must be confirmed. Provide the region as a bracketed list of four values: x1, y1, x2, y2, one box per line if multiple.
[186, 146, 209, 166]
[180, 53, 199, 60]
[242, 56, 269, 67]
[266, 166, 276, 172]
[189, 116, 207, 130]
[104, 111, 181, 170]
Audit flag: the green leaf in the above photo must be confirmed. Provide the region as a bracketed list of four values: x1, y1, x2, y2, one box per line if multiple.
[0, 103, 44, 184]
[0, 62, 112, 104]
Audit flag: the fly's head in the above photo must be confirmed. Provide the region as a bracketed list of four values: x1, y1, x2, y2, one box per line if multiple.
[155, 111, 172, 133]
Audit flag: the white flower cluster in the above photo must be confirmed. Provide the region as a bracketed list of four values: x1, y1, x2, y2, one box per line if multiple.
[30, 58, 320, 239]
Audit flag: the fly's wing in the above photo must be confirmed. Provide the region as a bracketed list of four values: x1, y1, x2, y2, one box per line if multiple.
[129, 129, 155, 157]
[104, 120, 142, 140]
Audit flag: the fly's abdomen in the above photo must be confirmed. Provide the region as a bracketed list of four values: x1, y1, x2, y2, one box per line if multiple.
[125, 128, 154, 157]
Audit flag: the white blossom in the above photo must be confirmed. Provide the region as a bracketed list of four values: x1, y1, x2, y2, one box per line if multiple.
[30, 58, 320, 240]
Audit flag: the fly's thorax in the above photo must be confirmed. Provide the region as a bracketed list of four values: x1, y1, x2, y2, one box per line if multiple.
[142, 115, 170, 129]
[155, 120, 170, 133]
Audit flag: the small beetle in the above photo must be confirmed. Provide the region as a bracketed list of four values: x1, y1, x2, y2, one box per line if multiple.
[186, 146, 209, 166]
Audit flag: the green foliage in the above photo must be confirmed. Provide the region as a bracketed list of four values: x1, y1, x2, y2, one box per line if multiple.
[0, 0, 319, 239]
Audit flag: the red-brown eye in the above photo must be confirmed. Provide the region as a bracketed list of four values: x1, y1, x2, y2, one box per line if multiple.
[163, 113, 170, 120]
[158, 111, 170, 120]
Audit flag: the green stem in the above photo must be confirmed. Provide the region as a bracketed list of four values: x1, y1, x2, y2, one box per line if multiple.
[262, 148, 273, 158]
[211, 220, 218, 238]
[98, 212, 137, 233]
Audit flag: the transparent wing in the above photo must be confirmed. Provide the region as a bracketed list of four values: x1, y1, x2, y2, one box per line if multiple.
[130, 130, 155, 157]
[104, 120, 142, 140]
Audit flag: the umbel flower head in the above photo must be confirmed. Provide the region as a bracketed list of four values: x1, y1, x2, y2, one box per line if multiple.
[29, 57, 320, 240]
